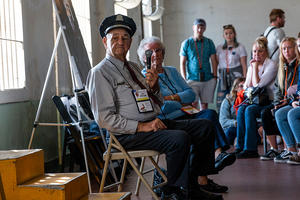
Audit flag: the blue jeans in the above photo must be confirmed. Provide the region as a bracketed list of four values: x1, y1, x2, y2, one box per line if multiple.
[224, 127, 237, 145]
[275, 106, 300, 148]
[195, 109, 230, 151]
[236, 104, 266, 151]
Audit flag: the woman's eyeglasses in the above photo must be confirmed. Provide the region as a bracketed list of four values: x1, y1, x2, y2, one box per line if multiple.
[145, 48, 163, 54]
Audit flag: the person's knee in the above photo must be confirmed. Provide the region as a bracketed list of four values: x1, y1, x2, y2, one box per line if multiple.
[237, 105, 246, 117]
[170, 130, 190, 149]
[202, 109, 218, 120]
[287, 109, 297, 121]
[275, 108, 286, 121]
[245, 106, 257, 116]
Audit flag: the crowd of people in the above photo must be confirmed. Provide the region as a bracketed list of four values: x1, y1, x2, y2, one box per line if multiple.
[85, 7, 300, 200]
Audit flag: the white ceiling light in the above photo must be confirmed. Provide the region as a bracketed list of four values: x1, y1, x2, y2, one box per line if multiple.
[115, 0, 142, 9]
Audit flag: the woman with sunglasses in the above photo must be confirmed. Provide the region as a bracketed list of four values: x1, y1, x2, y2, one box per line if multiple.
[216, 24, 247, 110]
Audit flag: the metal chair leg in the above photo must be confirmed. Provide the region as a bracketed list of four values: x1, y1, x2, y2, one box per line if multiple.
[135, 156, 146, 195]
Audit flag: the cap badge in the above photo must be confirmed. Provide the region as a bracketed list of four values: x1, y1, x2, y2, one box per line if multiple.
[116, 14, 124, 21]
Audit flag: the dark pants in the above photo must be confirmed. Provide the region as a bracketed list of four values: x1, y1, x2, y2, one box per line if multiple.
[195, 109, 230, 151]
[116, 119, 215, 188]
[224, 127, 237, 145]
[261, 104, 281, 136]
[178, 109, 230, 151]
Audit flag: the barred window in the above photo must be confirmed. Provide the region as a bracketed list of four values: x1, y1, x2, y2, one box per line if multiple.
[0, 0, 25, 91]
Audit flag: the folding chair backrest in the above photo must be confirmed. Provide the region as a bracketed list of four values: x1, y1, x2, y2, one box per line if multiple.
[52, 95, 73, 124]
[52, 93, 114, 185]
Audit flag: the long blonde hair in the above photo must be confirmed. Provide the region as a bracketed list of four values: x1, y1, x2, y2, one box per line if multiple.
[278, 37, 299, 91]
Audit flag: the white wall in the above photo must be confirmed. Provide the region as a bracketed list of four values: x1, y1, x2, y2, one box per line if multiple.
[161, 0, 300, 69]
[2, 0, 299, 162]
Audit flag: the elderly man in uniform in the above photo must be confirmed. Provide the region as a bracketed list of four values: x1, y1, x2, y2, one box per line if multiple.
[86, 14, 223, 200]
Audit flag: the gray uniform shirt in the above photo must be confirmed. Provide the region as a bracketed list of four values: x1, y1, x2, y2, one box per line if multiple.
[86, 55, 161, 135]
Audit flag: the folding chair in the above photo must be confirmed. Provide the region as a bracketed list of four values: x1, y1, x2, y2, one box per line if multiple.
[52, 93, 116, 185]
[100, 132, 167, 200]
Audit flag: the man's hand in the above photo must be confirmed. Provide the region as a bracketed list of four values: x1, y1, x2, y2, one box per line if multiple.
[137, 118, 167, 132]
[145, 68, 159, 88]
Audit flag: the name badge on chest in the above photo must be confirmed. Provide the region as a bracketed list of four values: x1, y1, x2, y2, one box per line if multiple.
[132, 89, 154, 113]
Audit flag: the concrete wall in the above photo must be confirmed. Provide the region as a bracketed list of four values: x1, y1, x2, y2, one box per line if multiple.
[0, 0, 59, 161]
[1, 0, 299, 162]
[0, 0, 140, 162]
[161, 0, 300, 69]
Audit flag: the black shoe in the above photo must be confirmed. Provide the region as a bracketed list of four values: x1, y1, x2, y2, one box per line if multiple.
[161, 192, 181, 200]
[161, 186, 186, 200]
[236, 150, 259, 159]
[260, 149, 279, 161]
[233, 149, 242, 155]
[190, 187, 223, 200]
[198, 179, 228, 193]
[215, 152, 236, 171]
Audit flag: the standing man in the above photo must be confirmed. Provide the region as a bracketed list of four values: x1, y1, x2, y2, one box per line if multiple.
[263, 8, 286, 63]
[86, 14, 222, 200]
[180, 18, 218, 110]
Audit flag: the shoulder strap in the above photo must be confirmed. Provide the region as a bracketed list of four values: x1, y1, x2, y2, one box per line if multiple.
[270, 46, 279, 59]
[264, 27, 278, 59]
[264, 26, 277, 38]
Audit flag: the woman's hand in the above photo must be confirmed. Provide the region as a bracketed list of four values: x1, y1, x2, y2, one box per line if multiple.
[274, 101, 288, 110]
[164, 94, 181, 102]
[249, 59, 257, 65]
[292, 101, 299, 108]
[145, 68, 159, 88]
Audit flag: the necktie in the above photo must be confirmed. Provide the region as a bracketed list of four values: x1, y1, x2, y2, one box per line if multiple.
[124, 61, 162, 106]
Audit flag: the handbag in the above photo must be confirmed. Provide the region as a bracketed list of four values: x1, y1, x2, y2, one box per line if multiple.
[244, 87, 270, 106]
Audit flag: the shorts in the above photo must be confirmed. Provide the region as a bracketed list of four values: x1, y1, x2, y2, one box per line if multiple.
[187, 78, 217, 104]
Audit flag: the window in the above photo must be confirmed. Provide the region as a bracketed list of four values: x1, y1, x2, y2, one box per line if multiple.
[72, 0, 92, 64]
[0, 0, 25, 91]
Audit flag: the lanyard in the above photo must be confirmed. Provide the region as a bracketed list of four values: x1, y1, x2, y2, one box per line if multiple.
[159, 71, 178, 95]
[194, 39, 204, 70]
[107, 58, 162, 106]
[284, 60, 298, 98]
[225, 47, 233, 73]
